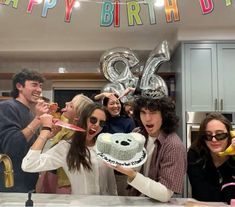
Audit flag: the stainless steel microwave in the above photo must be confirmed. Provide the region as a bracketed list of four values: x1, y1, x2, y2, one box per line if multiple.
[186, 111, 235, 125]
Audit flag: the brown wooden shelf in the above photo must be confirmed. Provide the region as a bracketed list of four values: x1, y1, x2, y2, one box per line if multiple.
[0, 72, 175, 80]
[0, 72, 105, 80]
[44, 73, 105, 80]
[0, 96, 12, 101]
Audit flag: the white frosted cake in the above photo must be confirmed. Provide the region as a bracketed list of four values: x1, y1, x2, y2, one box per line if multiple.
[96, 132, 146, 161]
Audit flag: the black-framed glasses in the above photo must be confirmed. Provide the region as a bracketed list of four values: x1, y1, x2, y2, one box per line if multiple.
[201, 132, 228, 141]
[89, 116, 106, 128]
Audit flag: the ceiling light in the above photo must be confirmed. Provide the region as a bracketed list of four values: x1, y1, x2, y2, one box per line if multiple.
[58, 67, 67, 73]
[74, 1, 81, 8]
[154, 0, 164, 8]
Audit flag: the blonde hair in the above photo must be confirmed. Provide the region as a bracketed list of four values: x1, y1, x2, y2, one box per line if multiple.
[72, 94, 93, 117]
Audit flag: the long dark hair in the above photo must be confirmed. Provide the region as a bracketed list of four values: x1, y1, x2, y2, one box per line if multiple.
[133, 96, 179, 136]
[190, 112, 233, 164]
[66, 103, 106, 172]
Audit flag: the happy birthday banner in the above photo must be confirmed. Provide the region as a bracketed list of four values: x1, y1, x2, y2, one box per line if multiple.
[0, 0, 233, 25]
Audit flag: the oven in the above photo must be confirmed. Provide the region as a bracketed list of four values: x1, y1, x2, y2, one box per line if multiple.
[186, 111, 235, 150]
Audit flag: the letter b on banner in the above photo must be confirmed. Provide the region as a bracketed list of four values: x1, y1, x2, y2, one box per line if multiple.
[101, 1, 114, 27]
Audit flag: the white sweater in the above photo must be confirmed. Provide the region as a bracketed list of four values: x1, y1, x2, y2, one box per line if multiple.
[22, 140, 117, 195]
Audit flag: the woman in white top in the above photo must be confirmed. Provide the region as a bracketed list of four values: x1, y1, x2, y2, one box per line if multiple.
[22, 103, 117, 195]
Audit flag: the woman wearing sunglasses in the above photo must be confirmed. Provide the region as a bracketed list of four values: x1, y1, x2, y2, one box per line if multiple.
[187, 112, 235, 203]
[22, 103, 117, 195]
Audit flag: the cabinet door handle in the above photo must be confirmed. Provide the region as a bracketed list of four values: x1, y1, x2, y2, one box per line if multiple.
[221, 99, 223, 111]
[215, 99, 218, 110]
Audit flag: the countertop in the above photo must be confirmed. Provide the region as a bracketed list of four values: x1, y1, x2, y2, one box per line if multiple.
[0, 193, 230, 207]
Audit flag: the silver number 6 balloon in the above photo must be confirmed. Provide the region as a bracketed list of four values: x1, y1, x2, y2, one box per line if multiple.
[139, 40, 170, 99]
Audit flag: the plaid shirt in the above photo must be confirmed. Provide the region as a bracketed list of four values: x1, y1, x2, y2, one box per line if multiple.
[148, 132, 187, 193]
[129, 131, 187, 196]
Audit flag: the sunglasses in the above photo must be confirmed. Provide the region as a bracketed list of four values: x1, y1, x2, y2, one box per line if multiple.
[201, 132, 228, 141]
[89, 116, 106, 128]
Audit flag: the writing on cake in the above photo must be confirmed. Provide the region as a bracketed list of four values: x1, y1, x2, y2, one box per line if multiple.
[96, 132, 146, 161]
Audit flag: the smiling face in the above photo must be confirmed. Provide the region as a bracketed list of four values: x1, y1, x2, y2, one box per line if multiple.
[17, 80, 42, 105]
[106, 98, 121, 117]
[86, 108, 106, 145]
[140, 108, 162, 137]
[205, 119, 229, 155]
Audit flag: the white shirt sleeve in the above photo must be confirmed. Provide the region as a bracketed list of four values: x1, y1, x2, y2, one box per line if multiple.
[107, 168, 118, 195]
[128, 172, 174, 202]
[22, 141, 69, 172]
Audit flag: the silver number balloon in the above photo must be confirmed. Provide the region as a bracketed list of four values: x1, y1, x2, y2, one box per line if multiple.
[139, 41, 170, 98]
[100, 41, 171, 101]
[141, 75, 168, 99]
[100, 47, 140, 102]
[101, 82, 130, 103]
[101, 82, 125, 95]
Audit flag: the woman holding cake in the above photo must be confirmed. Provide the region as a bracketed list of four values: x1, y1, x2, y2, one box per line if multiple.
[94, 92, 136, 196]
[107, 96, 187, 202]
[22, 103, 117, 195]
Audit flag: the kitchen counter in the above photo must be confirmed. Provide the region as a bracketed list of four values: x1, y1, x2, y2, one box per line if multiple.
[0, 193, 229, 207]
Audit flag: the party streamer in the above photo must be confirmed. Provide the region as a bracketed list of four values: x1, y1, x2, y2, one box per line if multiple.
[4, 0, 18, 8]
[42, 0, 57, 18]
[27, 0, 40, 13]
[164, 0, 180, 23]
[127, 1, 142, 26]
[100, 1, 114, 27]
[114, 0, 120, 27]
[199, 0, 214, 14]
[225, 0, 232, 6]
[65, 0, 76, 22]
[145, 0, 156, 25]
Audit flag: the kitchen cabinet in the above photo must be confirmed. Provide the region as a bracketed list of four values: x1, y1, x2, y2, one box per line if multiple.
[185, 43, 235, 112]
[217, 44, 235, 111]
[172, 41, 235, 147]
[172, 42, 235, 198]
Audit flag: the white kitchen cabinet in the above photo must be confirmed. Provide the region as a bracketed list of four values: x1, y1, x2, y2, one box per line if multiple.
[172, 41, 235, 147]
[173, 42, 235, 198]
[185, 43, 235, 112]
[217, 44, 235, 111]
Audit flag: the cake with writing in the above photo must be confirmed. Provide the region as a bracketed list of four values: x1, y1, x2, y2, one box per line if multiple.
[96, 132, 145, 161]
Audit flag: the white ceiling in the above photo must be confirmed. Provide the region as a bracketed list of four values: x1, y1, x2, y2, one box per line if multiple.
[0, 0, 235, 62]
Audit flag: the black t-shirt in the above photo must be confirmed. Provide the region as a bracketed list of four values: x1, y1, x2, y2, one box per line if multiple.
[187, 148, 235, 203]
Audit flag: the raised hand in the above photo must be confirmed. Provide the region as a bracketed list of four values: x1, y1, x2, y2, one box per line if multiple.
[35, 99, 50, 117]
[219, 131, 235, 156]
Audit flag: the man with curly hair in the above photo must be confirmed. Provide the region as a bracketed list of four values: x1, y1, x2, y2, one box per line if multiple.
[109, 96, 187, 202]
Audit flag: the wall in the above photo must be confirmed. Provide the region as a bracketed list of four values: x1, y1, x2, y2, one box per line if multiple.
[0, 61, 173, 101]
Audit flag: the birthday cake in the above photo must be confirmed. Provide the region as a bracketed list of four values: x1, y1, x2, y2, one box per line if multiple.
[96, 132, 145, 161]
